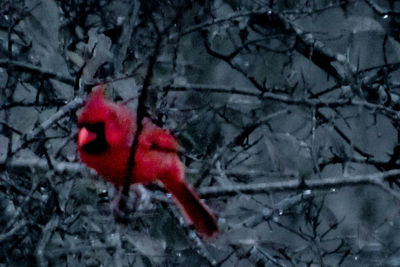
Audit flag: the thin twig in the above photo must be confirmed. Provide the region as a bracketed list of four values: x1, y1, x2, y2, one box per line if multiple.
[0, 59, 75, 85]
[119, 20, 163, 208]
[199, 169, 400, 198]
[35, 215, 60, 267]
[365, 0, 400, 16]
[5, 158, 400, 201]
[165, 83, 399, 118]
[13, 97, 84, 154]
[0, 220, 27, 243]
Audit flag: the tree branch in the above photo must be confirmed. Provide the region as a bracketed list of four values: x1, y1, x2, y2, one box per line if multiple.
[0, 59, 75, 85]
[120, 16, 163, 209]
[199, 169, 400, 199]
[4, 159, 400, 201]
[35, 215, 60, 267]
[164, 83, 398, 118]
[13, 97, 84, 154]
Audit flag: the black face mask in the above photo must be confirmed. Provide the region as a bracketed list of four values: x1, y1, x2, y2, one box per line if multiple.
[78, 122, 109, 154]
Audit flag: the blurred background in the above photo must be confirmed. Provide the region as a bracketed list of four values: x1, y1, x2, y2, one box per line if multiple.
[1, 0, 400, 266]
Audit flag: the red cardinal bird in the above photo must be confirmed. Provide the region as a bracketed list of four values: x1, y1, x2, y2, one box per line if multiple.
[77, 85, 218, 237]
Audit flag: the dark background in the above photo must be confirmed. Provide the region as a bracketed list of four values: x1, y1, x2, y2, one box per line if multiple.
[1, 0, 400, 266]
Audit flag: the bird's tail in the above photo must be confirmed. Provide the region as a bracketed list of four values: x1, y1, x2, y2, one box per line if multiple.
[164, 178, 218, 237]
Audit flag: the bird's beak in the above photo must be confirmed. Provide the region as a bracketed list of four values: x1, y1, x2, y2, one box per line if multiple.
[78, 127, 97, 148]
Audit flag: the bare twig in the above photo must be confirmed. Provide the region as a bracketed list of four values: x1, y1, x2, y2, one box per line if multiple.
[119, 19, 163, 209]
[175, 10, 267, 38]
[0, 220, 27, 243]
[5, 158, 400, 200]
[365, 0, 400, 16]
[35, 215, 60, 267]
[199, 169, 400, 199]
[13, 97, 84, 154]
[0, 59, 75, 85]
[165, 83, 399, 118]
[2, 158, 278, 180]
[114, 2, 140, 74]
[2, 178, 38, 233]
[1, 158, 95, 177]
